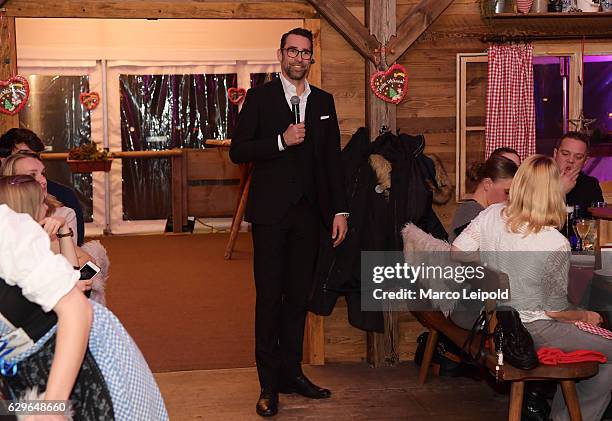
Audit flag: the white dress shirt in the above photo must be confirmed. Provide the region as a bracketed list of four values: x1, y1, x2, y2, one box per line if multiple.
[277, 73, 311, 151]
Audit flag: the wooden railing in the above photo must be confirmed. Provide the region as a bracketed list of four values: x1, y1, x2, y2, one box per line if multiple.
[41, 149, 188, 233]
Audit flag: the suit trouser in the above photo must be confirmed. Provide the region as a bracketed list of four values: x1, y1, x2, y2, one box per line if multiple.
[251, 199, 319, 391]
[526, 319, 612, 421]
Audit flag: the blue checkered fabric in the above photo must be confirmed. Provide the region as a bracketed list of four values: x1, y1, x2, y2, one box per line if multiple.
[4, 301, 169, 421]
[88, 301, 169, 420]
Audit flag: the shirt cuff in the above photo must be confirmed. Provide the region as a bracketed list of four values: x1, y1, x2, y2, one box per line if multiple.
[335, 212, 349, 218]
[277, 134, 285, 151]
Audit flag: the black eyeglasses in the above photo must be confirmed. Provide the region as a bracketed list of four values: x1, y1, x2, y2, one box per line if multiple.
[282, 47, 313, 60]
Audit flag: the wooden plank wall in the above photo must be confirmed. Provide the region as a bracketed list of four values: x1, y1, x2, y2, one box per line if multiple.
[321, 0, 488, 231]
[320, 0, 488, 363]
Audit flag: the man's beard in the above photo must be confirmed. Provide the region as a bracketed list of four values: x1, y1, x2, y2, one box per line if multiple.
[284, 63, 308, 81]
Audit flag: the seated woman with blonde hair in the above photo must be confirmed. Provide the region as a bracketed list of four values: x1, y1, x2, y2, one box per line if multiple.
[2, 152, 109, 302]
[452, 155, 611, 421]
[0, 174, 94, 294]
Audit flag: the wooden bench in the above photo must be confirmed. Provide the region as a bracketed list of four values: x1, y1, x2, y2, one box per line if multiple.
[414, 310, 600, 421]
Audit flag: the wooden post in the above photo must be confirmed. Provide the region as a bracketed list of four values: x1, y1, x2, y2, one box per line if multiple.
[171, 150, 185, 233]
[0, 14, 18, 133]
[365, 0, 397, 140]
[365, 0, 399, 367]
[303, 18, 325, 365]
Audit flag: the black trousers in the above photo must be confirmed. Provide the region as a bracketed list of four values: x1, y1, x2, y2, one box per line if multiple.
[251, 199, 319, 391]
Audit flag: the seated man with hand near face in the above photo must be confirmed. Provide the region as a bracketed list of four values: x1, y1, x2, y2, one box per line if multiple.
[554, 131, 603, 209]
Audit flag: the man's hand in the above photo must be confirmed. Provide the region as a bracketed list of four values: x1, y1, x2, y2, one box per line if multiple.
[559, 165, 579, 194]
[283, 123, 306, 147]
[332, 215, 348, 247]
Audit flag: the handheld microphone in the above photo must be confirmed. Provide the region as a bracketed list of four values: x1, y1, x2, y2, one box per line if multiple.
[290, 95, 300, 124]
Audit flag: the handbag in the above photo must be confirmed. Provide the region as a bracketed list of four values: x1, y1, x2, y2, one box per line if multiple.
[493, 306, 539, 370]
[463, 306, 539, 371]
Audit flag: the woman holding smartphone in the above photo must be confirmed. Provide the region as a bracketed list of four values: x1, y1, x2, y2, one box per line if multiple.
[0, 175, 169, 420]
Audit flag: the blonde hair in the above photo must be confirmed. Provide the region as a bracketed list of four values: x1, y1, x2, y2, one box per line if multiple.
[504, 155, 566, 234]
[0, 175, 44, 220]
[0, 151, 62, 216]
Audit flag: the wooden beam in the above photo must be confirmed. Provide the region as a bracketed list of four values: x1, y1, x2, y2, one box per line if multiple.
[307, 0, 380, 65]
[3, 1, 317, 19]
[385, 0, 454, 65]
[303, 18, 326, 366]
[365, 0, 396, 140]
[366, 0, 399, 368]
[0, 14, 18, 134]
[304, 19, 322, 86]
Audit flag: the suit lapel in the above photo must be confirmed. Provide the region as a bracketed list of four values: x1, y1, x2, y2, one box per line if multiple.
[272, 78, 293, 122]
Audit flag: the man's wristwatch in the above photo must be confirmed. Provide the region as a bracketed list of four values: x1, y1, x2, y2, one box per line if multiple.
[56, 227, 74, 238]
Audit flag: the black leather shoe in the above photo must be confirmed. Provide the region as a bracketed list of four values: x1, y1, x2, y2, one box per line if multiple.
[256, 390, 278, 417]
[279, 374, 331, 399]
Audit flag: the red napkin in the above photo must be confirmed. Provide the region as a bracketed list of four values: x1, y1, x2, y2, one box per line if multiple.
[537, 347, 607, 365]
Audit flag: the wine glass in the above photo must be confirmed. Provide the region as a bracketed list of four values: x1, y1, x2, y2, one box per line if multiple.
[573, 218, 592, 252]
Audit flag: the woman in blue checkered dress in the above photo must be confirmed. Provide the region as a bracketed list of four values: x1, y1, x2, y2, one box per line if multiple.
[0, 178, 168, 420]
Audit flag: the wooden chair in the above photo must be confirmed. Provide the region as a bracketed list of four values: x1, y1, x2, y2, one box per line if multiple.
[415, 309, 600, 421]
[401, 224, 602, 420]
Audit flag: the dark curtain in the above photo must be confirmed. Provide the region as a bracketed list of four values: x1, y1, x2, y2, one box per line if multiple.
[19, 75, 94, 221]
[250, 72, 279, 88]
[119, 73, 238, 220]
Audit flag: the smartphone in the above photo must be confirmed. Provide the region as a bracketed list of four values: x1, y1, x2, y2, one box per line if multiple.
[80, 261, 101, 281]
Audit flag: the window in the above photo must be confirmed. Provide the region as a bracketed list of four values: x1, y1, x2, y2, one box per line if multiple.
[456, 42, 612, 201]
[19, 74, 94, 221]
[119, 73, 238, 220]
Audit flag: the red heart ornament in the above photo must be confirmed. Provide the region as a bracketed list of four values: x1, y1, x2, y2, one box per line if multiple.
[228, 87, 246, 105]
[0, 76, 30, 116]
[369, 64, 408, 104]
[79, 92, 100, 110]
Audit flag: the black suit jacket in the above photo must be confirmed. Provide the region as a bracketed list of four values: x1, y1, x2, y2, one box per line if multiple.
[230, 78, 347, 227]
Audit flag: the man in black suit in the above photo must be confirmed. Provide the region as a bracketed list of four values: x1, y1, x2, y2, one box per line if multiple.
[554, 131, 604, 209]
[230, 28, 348, 417]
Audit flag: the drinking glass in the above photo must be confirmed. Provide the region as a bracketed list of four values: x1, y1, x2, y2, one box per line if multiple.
[573, 218, 593, 252]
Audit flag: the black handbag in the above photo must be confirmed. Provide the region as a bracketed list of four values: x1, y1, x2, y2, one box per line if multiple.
[493, 306, 539, 370]
[463, 306, 539, 371]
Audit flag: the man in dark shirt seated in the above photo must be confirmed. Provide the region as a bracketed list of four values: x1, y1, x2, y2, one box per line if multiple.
[0, 128, 85, 245]
[553, 131, 604, 209]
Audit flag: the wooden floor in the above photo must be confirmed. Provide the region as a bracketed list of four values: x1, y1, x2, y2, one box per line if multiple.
[155, 362, 508, 421]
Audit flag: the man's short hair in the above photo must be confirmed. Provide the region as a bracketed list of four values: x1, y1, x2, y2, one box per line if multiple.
[556, 131, 590, 150]
[0, 128, 45, 158]
[280, 28, 313, 51]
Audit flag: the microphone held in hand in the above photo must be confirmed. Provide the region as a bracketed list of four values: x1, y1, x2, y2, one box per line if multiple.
[290, 95, 300, 124]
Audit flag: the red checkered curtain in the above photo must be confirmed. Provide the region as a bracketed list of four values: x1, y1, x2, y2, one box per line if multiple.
[485, 43, 536, 160]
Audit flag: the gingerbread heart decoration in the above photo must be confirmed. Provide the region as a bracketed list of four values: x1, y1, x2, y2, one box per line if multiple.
[80, 92, 100, 110]
[228, 87, 246, 105]
[0, 76, 30, 116]
[370, 64, 408, 104]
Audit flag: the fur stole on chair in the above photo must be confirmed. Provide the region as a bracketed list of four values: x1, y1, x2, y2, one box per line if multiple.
[401, 223, 461, 316]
